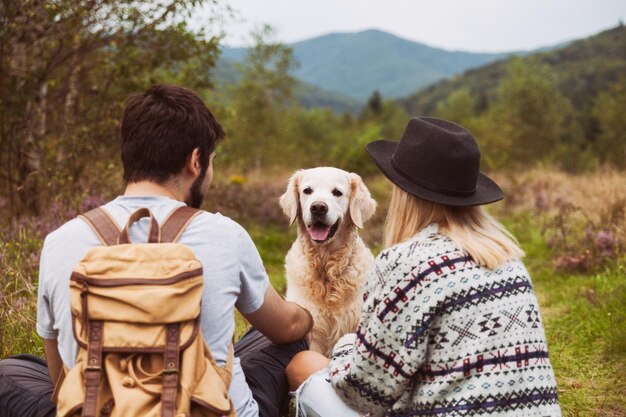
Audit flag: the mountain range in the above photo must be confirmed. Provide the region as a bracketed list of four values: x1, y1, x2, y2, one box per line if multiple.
[216, 26, 624, 112]
[219, 29, 516, 101]
[215, 29, 519, 110]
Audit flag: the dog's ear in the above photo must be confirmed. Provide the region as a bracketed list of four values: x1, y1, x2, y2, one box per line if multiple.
[279, 171, 302, 225]
[349, 173, 377, 229]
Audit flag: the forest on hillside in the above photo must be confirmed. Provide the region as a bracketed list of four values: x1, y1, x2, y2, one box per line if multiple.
[400, 24, 626, 171]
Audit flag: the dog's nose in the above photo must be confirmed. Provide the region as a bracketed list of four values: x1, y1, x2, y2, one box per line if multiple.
[310, 202, 328, 216]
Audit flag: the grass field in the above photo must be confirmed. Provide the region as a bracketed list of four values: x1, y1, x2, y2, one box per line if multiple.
[1, 168, 624, 416]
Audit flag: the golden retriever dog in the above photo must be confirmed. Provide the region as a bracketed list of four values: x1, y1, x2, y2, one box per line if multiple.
[279, 167, 376, 356]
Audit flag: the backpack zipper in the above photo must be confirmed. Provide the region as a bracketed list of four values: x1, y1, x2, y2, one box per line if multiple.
[70, 268, 203, 287]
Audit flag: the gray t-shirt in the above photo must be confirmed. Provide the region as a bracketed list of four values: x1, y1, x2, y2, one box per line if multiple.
[36, 196, 269, 417]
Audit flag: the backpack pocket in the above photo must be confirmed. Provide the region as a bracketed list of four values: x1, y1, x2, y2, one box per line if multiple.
[189, 357, 232, 415]
[179, 339, 233, 417]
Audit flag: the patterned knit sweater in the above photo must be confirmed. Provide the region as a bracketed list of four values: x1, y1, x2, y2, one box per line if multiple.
[328, 224, 561, 417]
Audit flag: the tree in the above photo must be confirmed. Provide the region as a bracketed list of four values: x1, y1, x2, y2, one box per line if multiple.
[0, 0, 223, 216]
[477, 58, 578, 168]
[330, 122, 382, 176]
[434, 88, 477, 127]
[283, 107, 343, 168]
[359, 89, 408, 144]
[364, 90, 383, 116]
[226, 25, 298, 172]
[592, 79, 626, 167]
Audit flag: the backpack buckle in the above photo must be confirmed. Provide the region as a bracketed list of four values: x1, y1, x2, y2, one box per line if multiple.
[163, 359, 178, 375]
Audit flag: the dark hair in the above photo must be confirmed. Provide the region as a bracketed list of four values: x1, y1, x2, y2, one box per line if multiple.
[121, 85, 225, 183]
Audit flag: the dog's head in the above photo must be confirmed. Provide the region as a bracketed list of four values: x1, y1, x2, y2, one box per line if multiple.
[279, 167, 376, 245]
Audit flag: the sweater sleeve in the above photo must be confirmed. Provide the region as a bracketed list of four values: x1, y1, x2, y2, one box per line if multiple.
[328, 249, 430, 416]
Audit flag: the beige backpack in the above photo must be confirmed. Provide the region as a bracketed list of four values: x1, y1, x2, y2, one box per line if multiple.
[55, 207, 235, 417]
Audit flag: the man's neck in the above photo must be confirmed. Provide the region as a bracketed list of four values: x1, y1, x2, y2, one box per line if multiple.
[124, 181, 183, 202]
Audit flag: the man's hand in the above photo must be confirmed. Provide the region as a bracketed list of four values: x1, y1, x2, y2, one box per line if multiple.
[243, 285, 313, 344]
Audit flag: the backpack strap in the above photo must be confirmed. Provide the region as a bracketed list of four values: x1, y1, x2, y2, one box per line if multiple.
[79, 208, 121, 246]
[83, 320, 104, 417]
[160, 206, 202, 243]
[162, 323, 181, 417]
[118, 208, 160, 244]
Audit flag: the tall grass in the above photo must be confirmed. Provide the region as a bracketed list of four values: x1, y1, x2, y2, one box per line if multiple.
[0, 225, 43, 357]
[0, 197, 105, 357]
[493, 167, 625, 270]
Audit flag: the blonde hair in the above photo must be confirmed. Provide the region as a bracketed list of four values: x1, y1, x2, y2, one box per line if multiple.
[383, 185, 524, 269]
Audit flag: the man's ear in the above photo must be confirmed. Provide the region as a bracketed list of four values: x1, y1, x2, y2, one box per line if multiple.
[279, 171, 302, 225]
[349, 173, 377, 229]
[187, 147, 202, 177]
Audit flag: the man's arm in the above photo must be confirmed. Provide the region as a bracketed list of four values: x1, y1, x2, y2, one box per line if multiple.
[43, 338, 63, 391]
[242, 285, 313, 344]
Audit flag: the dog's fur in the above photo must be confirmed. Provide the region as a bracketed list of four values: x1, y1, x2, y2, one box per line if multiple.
[280, 167, 376, 356]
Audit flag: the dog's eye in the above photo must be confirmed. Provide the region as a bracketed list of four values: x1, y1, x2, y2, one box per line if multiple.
[303, 187, 313, 195]
[332, 189, 343, 197]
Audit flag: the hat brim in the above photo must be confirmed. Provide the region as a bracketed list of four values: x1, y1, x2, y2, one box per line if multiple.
[366, 140, 504, 206]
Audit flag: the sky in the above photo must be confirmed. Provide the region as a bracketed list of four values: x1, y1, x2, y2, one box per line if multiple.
[198, 0, 626, 52]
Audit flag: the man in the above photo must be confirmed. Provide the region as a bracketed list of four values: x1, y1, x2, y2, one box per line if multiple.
[0, 85, 313, 417]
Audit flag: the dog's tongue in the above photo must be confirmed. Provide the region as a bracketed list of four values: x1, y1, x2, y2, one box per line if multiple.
[308, 224, 331, 241]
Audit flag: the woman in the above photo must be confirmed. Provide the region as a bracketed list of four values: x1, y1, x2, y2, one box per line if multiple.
[286, 117, 561, 417]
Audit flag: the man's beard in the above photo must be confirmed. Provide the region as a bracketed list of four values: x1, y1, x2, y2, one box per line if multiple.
[186, 169, 207, 209]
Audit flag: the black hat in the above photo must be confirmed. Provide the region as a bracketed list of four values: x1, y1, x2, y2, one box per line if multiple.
[366, 117, 503, 206]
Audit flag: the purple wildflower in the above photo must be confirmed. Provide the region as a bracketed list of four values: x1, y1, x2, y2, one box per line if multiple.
[596, 230, 615, 257]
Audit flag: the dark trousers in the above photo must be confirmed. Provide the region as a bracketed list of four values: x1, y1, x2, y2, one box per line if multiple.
[0, 330, 306, 417]
[0, 355, 55, 417]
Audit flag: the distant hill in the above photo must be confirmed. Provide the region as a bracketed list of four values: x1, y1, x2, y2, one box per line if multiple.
[219, 29, 514, 100]
[212, 55, 362, 113]
[398, 25, 626, 122]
